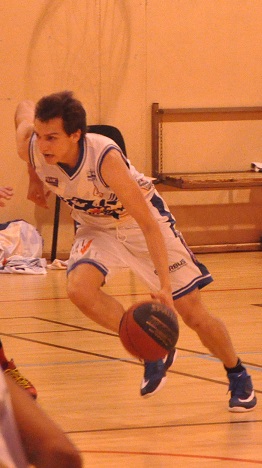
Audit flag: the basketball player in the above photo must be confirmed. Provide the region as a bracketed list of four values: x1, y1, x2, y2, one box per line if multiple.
[15, 91, 256, 412]
[1, 369, 82, 467]
[0, 186, 37, 398]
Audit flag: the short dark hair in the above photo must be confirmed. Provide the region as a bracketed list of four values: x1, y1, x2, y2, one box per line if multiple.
[35, 91, 87, 137]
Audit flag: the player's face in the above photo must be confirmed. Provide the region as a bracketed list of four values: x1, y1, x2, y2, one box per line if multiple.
[34, 117, 81, 167]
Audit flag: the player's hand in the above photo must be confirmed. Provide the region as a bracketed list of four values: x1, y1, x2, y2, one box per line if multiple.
[27, 181, 50, 208]
[0, 186, 14, 207]
[151, 288, 175, 313]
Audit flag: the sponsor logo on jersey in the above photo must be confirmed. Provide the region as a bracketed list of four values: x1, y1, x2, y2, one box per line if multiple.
[169, 258, 187, 272]
[86, 170, 96, 181]
[80, 239, 93, 255]
[138, 178, 153, 191]
[60, 196, 125, 219]
[154, 258, 187, 275]
[45, 177, 59, 187]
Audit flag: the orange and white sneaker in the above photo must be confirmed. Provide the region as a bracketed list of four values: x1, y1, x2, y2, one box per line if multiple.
[3, 359, 37, 399]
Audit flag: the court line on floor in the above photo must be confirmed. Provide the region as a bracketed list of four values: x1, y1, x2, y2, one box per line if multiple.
[0, 284, 261, 303]
[68, 417, 262, 435]
[3, 315, 262, 371]
[78, 449, 262, 465]
[1, 331, 262, 394]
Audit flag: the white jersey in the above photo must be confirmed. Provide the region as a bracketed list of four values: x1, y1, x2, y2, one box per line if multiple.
[29, 131, 213, 297]
[29, 133, 155, 226]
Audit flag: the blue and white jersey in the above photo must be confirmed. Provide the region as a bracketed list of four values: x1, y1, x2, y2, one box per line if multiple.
[29, 132, 155, 226]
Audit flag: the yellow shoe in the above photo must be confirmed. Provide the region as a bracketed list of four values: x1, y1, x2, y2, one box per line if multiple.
[4, 359, 37, 399]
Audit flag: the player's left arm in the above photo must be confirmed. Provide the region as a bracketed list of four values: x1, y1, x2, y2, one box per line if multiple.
[101, 149, 174, 309]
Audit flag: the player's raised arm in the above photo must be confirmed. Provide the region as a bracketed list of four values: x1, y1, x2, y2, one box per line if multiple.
[15, 100, 35, 162]
[15, 100, 50, 208]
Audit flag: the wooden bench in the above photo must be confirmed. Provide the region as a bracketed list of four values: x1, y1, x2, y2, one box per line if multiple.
[154, 171, 262, 191]
[152, 102, 262, 190]
[151, 103, 262, 252]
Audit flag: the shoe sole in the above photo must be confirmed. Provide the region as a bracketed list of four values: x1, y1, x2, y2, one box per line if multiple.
[228, 405, 256, 413]
[142, 376, 167, 399]
[228, 391, 257, 412]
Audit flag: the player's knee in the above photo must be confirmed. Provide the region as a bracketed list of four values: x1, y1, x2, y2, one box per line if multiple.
[67, 274, 96, 309]
[67, 280, 79, 303]
[181, 312, 204, 330]
[174, 289, 206, 330]
[67, 263, 104, 307]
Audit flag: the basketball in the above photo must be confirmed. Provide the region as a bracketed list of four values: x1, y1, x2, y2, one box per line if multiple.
[119, 301, 179, 361]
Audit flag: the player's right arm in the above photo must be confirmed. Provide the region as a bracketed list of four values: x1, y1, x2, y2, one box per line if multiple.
[5, 373, 83, 468]
[15, 100, 50, 208]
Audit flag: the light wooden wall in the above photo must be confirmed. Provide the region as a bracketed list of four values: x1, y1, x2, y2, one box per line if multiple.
[1, 0, 261, 256]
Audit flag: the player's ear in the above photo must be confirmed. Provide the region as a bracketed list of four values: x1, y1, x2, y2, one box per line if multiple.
[71, 129, 81, 143]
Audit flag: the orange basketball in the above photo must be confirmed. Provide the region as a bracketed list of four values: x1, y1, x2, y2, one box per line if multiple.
[119, 301, 179, 361]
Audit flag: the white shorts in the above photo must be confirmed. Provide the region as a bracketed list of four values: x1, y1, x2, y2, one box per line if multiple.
[67, 200, 213, 300]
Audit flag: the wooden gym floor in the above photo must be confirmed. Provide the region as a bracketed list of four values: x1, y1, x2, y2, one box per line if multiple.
[1, 251, 261, 467]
